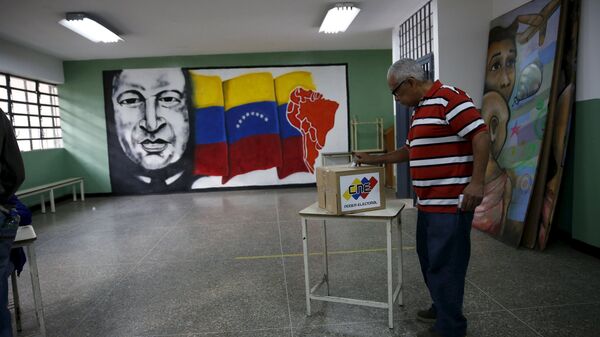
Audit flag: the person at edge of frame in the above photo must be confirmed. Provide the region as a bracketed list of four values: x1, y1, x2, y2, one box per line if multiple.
[354, 59, 490, 337]
[0, 108, 26, 337]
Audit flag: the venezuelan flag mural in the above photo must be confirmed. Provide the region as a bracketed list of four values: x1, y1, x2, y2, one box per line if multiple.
[190, 73, 228, 177]
[103, 65, 348, 194]
[221, 72, 282, 183]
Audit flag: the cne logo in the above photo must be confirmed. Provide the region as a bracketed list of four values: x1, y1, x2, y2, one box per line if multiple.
[343, 176, 378, 201]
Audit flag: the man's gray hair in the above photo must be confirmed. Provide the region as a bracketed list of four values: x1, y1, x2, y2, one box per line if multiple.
[387, 59, 426, 83]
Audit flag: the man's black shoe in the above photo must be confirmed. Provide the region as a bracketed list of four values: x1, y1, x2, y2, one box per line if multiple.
[416, 328, 443, 337]
[416, 307, 437, 323]
[416, 327, 466, 337]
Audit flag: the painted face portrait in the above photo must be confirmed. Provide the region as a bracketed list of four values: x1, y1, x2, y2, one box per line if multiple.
[485, 39, 517, 101]
[111, 69, 190, 170]
[485, 24, 518, 101]
[482, 91, 509, 159]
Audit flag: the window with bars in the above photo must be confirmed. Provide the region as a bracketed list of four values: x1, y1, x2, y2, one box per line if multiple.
[399, 1, 433, 61]
[0, 73, 63, 152]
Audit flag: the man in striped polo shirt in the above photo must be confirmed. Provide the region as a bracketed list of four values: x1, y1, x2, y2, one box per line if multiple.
[355, 59, 490, 337]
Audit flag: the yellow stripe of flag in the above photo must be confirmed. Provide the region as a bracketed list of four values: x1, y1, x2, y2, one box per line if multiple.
[274, 71, 316, 105]
[190, 72, 224, 109]
[223, 72, 276, 110]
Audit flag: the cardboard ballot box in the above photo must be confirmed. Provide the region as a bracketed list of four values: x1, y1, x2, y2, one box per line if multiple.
[316, 165, 385, 215]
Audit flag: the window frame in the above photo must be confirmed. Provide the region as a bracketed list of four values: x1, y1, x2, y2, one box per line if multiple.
[0, 72, 62, 152]
[399, 1, 433, 60]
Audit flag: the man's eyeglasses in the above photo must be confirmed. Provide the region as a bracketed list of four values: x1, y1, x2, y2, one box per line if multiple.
[391, 78, 410, 97]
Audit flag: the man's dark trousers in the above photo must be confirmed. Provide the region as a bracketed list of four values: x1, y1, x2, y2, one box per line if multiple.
[416, 210, 473, 337]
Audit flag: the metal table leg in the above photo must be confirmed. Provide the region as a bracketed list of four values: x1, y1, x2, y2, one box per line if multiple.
[302, 217, 311, 316]
[80, 181, 85, 201]
[26, 244, 46, 337]
[387, 220, 394, 329]
[10, 271, 21, 331]
[397, 217, 404, 307]
[321, 220, 330, 295]
[40, 194, 45, 213]
[72, 185, 77, 201]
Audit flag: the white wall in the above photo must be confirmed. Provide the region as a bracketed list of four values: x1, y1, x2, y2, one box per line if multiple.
[493, 0, 531, 18]
[390, 0, 530, 108]
[431, 0, 440, 84]
[576, 0, 600, 101]
[391, 0, 600, 101]
[0, 38, 64, 84]
[391, 0, 432, 63]
[434, 0, 492, 108]
[430, 0, 598, 106]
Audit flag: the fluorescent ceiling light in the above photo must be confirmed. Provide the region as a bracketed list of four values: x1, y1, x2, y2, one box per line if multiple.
[319, 3, 360, 34]
[59, 13, 122, 43]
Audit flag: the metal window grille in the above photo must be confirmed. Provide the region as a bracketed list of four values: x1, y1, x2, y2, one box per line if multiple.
[0, 73, 63, 152]
[399, 1, 433, 61]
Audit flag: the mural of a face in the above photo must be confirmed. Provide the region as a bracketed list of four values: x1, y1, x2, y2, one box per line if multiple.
[485, 38, 517, 101]
[482, 91, 509, 159]
[112, 69, 189, 170]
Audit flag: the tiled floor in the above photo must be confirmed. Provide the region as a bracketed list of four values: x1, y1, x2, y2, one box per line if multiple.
[9, 187, 600, 337]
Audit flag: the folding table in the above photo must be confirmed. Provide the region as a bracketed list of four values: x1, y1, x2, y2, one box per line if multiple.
[299, 200, 405, 328]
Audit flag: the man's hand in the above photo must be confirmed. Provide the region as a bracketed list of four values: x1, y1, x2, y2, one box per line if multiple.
[353, 152, 377, 165]
[461, 181, 484, 211]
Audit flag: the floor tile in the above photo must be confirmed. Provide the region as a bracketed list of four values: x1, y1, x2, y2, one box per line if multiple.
[70, 259, 291, 337]
[513, 303, 600, 337]
[12, 189, 600, 337]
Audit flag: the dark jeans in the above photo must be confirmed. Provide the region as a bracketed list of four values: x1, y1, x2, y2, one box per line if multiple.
[416, 210, 473, 337]
[0, 212, 18, 337]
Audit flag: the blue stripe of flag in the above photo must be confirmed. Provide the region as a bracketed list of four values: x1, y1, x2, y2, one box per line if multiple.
[278, 104, 302, 139]
[196, 106, 227, 145]
[226, 101, 280, 144]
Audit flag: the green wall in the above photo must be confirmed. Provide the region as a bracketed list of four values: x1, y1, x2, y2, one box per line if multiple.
[20, 148, 75, 205]
[21, 148, 73, 189]
[571, 99, 600, 247]
[557, 98, 600, 248]
[59, 49, 394, 193]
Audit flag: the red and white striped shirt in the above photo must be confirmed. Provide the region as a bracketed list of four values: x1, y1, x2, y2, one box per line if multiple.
[406, 80, 487, 213]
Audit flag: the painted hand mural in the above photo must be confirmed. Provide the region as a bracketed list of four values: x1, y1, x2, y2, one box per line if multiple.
[286, 87, 338, 174]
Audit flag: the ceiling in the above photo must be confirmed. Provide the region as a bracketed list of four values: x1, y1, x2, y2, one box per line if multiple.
[0, 0, 423, 61]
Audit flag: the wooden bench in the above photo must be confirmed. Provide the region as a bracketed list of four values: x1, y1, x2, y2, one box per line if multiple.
[16, 177, 84, 213]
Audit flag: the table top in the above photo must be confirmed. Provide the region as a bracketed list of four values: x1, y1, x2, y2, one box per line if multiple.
[321, 152, 353, 156]
[299, 200, 405, 220]
[14, 225, 37, 245]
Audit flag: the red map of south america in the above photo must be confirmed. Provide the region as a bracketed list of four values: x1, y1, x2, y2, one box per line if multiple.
[286, 87, 339, 173]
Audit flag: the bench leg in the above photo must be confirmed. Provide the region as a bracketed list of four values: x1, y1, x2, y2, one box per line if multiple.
[73, 185, 77, 201]
[49, 189, 55, 213]
[10, 271, 21, 332]
[40, 195, 46, 213]
[80, 181, 85, 201]
[26, 245, 46, 337]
